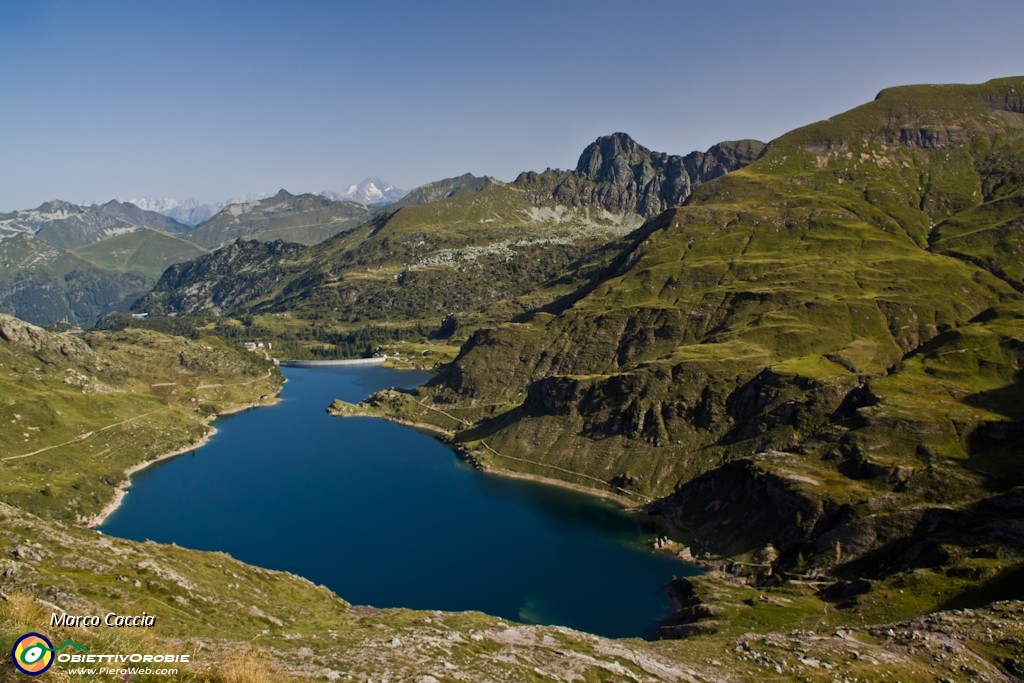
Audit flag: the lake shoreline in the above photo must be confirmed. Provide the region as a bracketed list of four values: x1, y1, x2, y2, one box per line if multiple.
[86, 395, 281, 529]
[103, 366, 688, 638]
[328, 403, 645, 510]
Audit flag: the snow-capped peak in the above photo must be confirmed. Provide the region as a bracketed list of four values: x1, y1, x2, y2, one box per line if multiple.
[319, 178, 407, 206]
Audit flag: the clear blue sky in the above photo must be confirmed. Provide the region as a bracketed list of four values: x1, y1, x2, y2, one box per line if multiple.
[2, 0, 1022, 211]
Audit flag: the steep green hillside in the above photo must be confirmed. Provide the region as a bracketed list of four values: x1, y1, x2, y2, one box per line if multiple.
[0, 234, 151, 327]
[73, 228, 209, 279]
[0, 205, 204, 326]
[132, 239, 307, 317]
[359, 78, 1024, 631]
[183, 190, 372, 248]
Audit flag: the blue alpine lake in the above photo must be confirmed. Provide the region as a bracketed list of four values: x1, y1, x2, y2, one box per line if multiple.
[100, 365, 696, 638]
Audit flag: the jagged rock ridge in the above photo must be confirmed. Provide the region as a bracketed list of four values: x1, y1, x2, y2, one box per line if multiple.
[573, 133, 765, 215]
[516, 133, 764, 217]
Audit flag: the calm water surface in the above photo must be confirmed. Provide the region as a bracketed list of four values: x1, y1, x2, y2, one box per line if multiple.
[101, 366, 695, 638]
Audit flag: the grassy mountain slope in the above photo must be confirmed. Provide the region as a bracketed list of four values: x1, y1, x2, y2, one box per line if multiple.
[359, 78, 1024, 631]
[0, 234, 151, 327]
[73, 228, 209, 279]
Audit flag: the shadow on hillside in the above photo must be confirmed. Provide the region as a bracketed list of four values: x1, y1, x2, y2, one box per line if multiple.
[937, 563, 1024, 611]
[963, 373, 1024, 490]
[963, 371, 1024, 421]
[837, 489, 1024, 581]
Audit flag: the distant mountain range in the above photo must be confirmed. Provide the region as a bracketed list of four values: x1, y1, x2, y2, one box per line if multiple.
[0, 139, 761, 327]
[0, 200, 211, 325]
[134, 134, 759, 322]
[0, 171, 520, 325]
[0, 199, 189, 248]
[124, 179, 408, 227]
[181, 189, 374, 249]
[124, 196, 253, 227]
[319, 178, 407, 205]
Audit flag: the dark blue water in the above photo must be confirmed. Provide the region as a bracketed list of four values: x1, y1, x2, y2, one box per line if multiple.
[100, 366, 695, 638]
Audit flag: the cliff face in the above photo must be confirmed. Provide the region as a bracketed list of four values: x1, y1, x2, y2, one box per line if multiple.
[515, 134, 764, 218]
[571, 133, 765, 216]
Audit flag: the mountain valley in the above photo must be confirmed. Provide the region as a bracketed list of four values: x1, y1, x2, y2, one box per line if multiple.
[129, 135, 760, 360]
[2, 77, 1024, 681]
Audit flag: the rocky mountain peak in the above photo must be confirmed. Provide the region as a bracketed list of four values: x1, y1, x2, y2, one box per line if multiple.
[0, 198, 189, 249]
[319, 179, 407, 206]
[575, 132, 651, 183]
[36, 199, 78, 214]
[558, 133, 764, 217]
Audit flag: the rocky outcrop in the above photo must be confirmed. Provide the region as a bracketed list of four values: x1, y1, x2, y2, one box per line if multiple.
[658, 576, 722, 638]
[538, 133, 764, 217]
[822, 489, 1024, 577]
[979, 89, 1024, 114]
[883, 127, 971, 150]
[0, 313, 92, 361]
[722, 369, 858, 443]
[646, 459, 851, 560]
